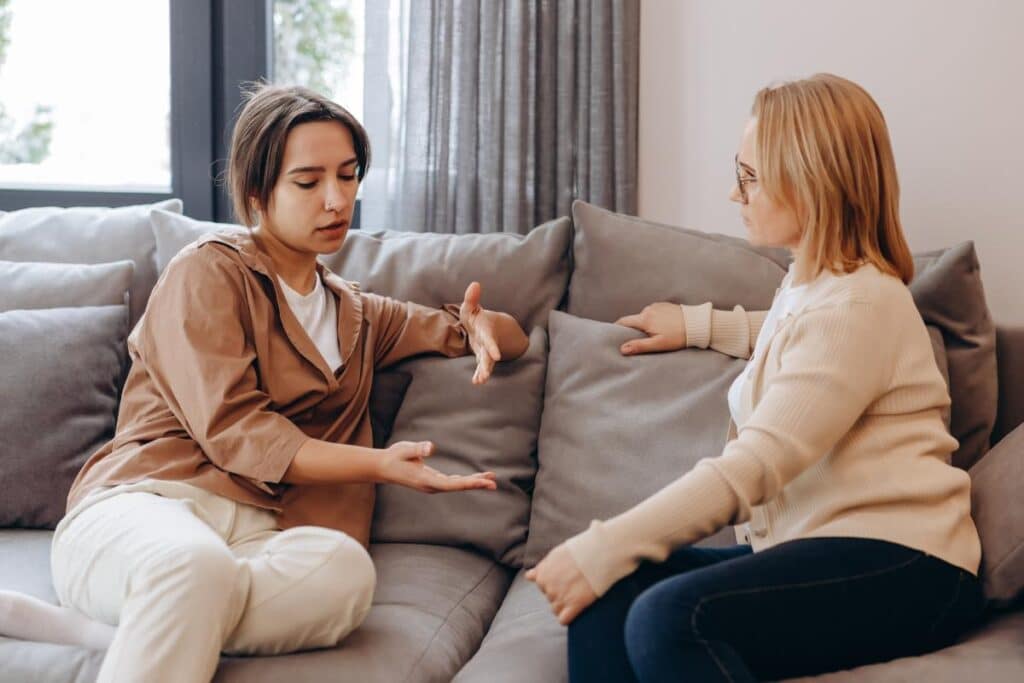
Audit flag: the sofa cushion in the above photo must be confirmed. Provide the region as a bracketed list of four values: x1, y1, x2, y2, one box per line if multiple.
[968, 422, 1024, 607]
[911, 243, 999, 469]
[373, 327, 548, 566]
[152, 209, 573, 332]
[0, 306, 129, 528]
[0, 199, 182, 326]
[452, 571, 567, 683]
[524, 312, 738, 565]
[0, 260, 134, 312]
[217, 544, 512, 683]
[0, 533, 510, 683]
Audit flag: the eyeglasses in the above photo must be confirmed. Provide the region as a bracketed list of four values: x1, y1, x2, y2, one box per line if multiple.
[734, 155, 758, 204]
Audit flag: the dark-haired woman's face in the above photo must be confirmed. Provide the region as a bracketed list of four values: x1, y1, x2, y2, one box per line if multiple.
[256, 120, 359, 256]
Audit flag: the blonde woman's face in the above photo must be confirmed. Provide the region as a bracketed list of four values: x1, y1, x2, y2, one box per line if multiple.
[730, 118, 802, 250]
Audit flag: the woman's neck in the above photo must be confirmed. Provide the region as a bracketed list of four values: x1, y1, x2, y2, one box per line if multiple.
[251, 227, 319, 294]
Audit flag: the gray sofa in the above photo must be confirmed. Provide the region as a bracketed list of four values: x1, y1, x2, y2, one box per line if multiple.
[1, 199, 1022, 682]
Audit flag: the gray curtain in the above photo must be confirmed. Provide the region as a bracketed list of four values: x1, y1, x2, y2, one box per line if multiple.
[361, 0, 639, 234]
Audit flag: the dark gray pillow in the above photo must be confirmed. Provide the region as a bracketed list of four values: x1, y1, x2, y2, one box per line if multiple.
[372, 327, 548, 566]
[0, 260, 134, 312]
[524, 312, 738, 565]
[568, 201, 996, 470]
[0, 199, 181, 327]
[911, 243, 998, 469]
[0, 306, 129, 528]
[567, 200, 789, 322]
[369, 370, 412, 449]
[969, 422, 1024, 607]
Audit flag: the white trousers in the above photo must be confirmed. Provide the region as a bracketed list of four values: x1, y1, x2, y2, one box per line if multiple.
[51, 480, 376, 683]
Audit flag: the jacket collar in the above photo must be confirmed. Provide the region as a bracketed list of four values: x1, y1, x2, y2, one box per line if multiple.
[198, 230, 363, 380]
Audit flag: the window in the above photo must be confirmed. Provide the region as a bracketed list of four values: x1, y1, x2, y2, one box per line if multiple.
[0, 0, 171, 192]
[272, 0, 365, 122]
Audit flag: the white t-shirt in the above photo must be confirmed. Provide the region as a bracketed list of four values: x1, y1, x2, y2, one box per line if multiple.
[726, 269, 821, 422]
[278, 273, 343, 372]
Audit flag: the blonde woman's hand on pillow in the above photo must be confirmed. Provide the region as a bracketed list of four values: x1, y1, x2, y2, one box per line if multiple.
[615, 302, 685, 355]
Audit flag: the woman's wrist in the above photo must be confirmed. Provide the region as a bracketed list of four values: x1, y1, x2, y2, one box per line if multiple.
[283, 439, 382, 484]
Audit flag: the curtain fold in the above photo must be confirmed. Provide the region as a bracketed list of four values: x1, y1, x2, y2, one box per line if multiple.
[363, 0, 638, 234]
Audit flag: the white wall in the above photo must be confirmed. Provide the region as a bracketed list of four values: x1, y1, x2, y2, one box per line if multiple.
[639, 0, 1024, 325]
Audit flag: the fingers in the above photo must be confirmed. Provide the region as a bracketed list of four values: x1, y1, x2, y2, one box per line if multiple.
[615, 313, 646, 330]
[620, 335, 673, 356]
[462, 281, 482, 312]
[427, 470, 497, 493]
[525, 567, 537, 581]
[473, 348, 497, 385]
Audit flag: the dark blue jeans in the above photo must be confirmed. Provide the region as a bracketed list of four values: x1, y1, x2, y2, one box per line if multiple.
[568, 537, 984, 682]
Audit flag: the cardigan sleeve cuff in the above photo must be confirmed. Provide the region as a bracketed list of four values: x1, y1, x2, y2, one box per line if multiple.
[681, 303, 713, 349]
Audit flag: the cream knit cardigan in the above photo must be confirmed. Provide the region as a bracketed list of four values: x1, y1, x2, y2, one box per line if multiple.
[565, 264, 981, 597]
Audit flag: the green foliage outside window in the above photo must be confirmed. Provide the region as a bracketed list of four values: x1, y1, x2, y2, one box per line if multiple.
[273, 0, 356, 99]
[0, 0, 53, 165]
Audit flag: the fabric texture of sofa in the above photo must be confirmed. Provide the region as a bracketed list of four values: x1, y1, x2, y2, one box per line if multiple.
[1, 199, 1022, 682]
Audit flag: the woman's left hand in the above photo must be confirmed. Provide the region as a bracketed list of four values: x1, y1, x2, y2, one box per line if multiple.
[460, 282, 503, 384]
[525, 544, 598, 625]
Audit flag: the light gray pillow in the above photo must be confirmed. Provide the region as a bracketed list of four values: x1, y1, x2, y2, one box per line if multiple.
[0, 306, 129, 529]
[0, 199, 181, 327]
[524, 312, 739, 566]
[372, 327, 548, 566]
[911, 242, 998, 469]
[969, 422, 1024, 607]
[150, 208, 249, 273]
[151, 209, 574, 332]
[0, 260, 134, 312]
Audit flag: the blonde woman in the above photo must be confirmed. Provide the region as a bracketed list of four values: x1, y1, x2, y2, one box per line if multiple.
[527, 74, 985, 682]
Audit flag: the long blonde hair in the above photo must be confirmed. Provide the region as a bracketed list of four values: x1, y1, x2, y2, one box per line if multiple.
[752, 73, 914, 284]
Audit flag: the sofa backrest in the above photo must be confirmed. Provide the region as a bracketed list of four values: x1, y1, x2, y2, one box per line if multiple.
[994, 324, 1024, 444]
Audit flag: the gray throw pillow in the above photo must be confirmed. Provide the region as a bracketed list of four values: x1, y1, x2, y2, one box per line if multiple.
[151, 209, 574, 332]
[0, 260, 134, 312]
[524, 312, 739, 566]
[968, 422, 1024, 607]
[372, 327, 548, 566]
[0, 306, 129, 528]
[568, 200, 996, 470]
[911, 243, 998, 469]
[0, 199, 181, 327]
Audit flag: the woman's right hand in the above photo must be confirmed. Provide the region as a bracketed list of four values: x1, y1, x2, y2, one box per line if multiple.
[615, 303, 686, 355]
[377, 441, 498, 493]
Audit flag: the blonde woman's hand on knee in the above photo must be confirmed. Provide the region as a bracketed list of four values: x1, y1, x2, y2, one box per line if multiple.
[377, 440, 497, 493]
[525, 544, 597, 626]
[615, 303, 686, 355]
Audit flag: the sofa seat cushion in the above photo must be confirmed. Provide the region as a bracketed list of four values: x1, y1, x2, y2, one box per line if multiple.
[0, 532, 511, 683]
[452, 571, 568, 683]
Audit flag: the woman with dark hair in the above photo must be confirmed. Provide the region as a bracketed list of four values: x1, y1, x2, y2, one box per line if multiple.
[0, 84, 529, 682]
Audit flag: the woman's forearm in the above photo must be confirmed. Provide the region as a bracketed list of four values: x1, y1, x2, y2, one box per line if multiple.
[282, 439, 381, 484]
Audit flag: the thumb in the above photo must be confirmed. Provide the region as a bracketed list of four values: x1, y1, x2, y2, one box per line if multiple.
[620, 335, 673, 356]
[397, 441, 434, 459]
[462, 281, 482, 311]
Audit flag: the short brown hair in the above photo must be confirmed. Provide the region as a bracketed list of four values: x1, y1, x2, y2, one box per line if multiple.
[227, 83, 371, 226]
[753, 73, 914, 284]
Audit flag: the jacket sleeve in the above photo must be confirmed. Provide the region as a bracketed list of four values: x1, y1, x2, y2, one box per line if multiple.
[566, 301, 889, 596]
[365, 293, 472, 369]
[136, 247, 310, 484]
[681, 303, 768, 359]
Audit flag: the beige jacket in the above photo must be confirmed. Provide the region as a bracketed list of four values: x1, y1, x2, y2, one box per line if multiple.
[566, 264, 982, 597]
[67, 231, 470, 546]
